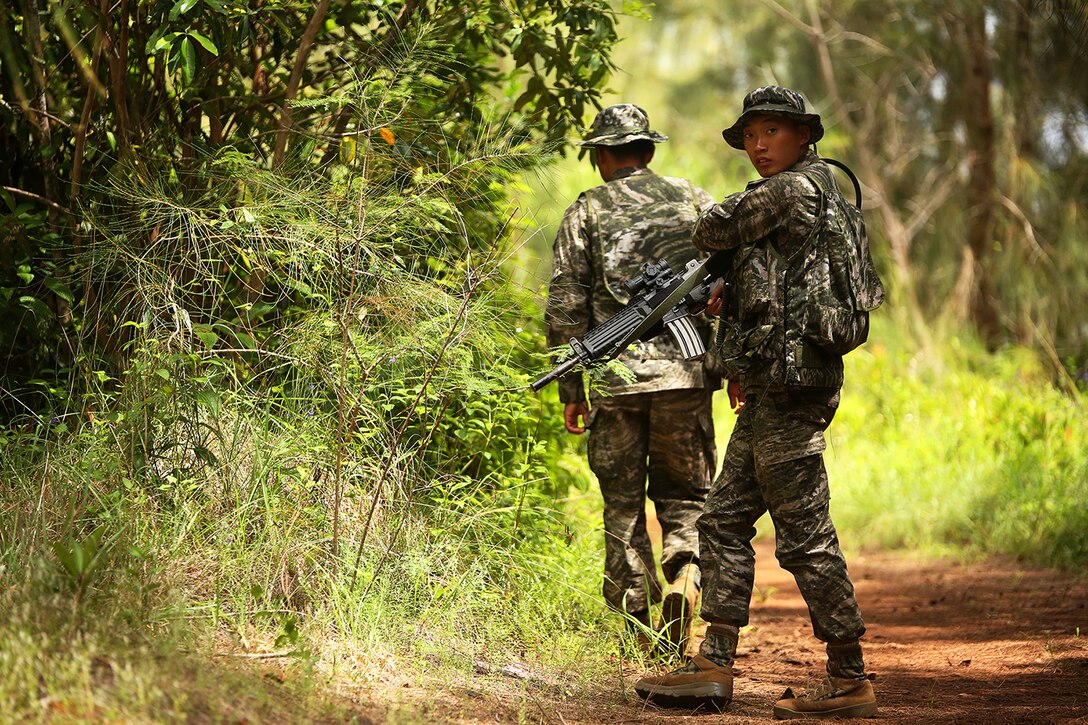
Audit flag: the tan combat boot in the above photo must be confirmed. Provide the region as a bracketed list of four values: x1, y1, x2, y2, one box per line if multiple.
[659, 563, 699, 657]
[634, 623, 736, 710]
[633, 655, 733, 710]
[772, 676, 877, 719]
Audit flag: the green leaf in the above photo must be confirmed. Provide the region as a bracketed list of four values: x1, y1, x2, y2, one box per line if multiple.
[44, 277, 74, 304]
[18, 295, 54, 321]
[283, 277, 312, 297]
[51, 525, 111, 581]
[170, 0, 200, 21]
[155, 369, 171, 381]
[194, 389, 222, 415]
[180, 37, 197, 84]
[188, 31, 218, 56]
[52, 542, 79, 577]
[194, 445, 219, 466]
[248, 301, 276, 318]
[234, 331, 257, 350]
[193, 325, 218, 348]
[149, 31, 181, 55]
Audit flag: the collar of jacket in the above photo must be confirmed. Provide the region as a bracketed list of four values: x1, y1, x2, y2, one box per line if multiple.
[608, 165, 653, 182]
[792, 147, 821, 172]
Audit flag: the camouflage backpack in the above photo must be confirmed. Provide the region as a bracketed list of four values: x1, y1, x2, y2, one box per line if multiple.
[788, 160, 884, 355]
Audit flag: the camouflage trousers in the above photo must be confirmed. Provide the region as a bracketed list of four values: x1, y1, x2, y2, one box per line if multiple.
[587, 387, 715, 614]
[697, 388, 866, 643]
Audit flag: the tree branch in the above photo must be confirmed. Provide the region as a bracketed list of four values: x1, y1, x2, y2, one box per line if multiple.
[2, 185, 70, 215]
[272, 0, 332, 167]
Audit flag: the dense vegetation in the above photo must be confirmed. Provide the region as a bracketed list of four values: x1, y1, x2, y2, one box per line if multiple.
[1, 0, 1085, 720]
[1, 1, 628, 718]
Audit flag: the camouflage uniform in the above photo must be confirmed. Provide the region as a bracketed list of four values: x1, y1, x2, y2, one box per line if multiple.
[691, 140, 866, 646]
[633, 87, 874, 716]
[545, 104, 718, 615]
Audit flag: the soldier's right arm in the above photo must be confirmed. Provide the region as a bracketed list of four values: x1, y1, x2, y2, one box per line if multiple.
[545, 198, 593, 405]
[692, 175, 808, 253]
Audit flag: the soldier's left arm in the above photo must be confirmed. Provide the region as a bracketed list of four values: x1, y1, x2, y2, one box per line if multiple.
[545, 198, 593, 405]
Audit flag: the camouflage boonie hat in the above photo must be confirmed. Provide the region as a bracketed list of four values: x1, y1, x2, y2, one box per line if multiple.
[578, 104, 668, 147]
[722, 86, 824, 149]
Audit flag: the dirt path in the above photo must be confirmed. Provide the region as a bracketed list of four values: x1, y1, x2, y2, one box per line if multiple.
[354, 538, 1088, 723]
[645, 538, 1088, 724]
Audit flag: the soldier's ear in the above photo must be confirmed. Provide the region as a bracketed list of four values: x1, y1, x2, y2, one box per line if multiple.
[644, 145, 656, 166]
[798, 123, 812, 145]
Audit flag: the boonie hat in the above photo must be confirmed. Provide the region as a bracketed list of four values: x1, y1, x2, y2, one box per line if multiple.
[578, 104, 668, 147]
[722, 86, 824, 149]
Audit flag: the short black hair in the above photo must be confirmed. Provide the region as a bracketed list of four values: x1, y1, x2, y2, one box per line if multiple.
[600, 139, 655, 163]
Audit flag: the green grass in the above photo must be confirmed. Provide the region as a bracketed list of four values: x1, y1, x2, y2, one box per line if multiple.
[0, 394, 628, 721]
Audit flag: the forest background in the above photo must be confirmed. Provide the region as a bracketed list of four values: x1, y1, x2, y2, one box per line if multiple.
[1, 0, 1086, 721]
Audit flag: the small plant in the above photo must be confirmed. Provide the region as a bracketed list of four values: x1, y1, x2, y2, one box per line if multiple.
[754, 585, 778, 604]
[51, 524, 121, 613]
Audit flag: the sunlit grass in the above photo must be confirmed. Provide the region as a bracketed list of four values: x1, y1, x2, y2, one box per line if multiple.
[828, 315, 1088, 567]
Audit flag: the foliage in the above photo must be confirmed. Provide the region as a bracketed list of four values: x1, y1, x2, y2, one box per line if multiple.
[826, 314, 1088, 570]
[0, 0, 629, 417]
[0, 0, 636, 718]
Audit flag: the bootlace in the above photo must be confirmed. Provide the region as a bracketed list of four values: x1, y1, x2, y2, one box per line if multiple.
[805, 677, 863, 701]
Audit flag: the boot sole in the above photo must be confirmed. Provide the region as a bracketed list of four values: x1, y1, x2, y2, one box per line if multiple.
[635, 681, 731, 711]
[772, 701, 877, 719]
[660, 591, 692, 655]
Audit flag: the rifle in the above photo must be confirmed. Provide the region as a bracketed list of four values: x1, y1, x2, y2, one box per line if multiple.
[531, 252, 729, 392]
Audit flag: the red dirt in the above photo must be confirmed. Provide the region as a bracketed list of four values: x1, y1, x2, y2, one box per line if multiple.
[348, 538, 1088, 723]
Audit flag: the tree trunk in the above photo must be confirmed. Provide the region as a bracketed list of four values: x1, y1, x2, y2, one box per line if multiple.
[271, 0, 332, 167]
[801, 0, 933, 340]
[961, 6, 1002, 346]
[1012, 0, 1037, 159]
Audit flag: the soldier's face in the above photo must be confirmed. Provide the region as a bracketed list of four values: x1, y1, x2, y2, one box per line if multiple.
[742, 116, 811, 177]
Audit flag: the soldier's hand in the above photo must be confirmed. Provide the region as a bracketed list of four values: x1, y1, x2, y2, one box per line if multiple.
[706, 281, 725, 317]
[564, 401, 590, 434]
[728, 380, 746, 414]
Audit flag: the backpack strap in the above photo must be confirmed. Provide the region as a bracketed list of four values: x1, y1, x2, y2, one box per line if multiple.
[580, 188, 626, 303]
[686, 179, 703, 215]
[786, 169, 828, 266]
[823, 158, 862, 209]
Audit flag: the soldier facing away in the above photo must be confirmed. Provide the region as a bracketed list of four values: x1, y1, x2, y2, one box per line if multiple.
[633, 86, 879, 718]
[545, 104, 719, 655]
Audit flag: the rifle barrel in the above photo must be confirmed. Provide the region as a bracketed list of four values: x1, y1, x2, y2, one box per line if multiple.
[529, 355, 582, 392]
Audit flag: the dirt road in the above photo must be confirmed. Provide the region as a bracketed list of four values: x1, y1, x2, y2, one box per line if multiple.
[359, 538, 1088, 723]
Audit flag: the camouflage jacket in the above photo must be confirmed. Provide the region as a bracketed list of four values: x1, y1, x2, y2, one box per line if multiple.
[692, 149, 846, 393]
[546, 167, 717, 404]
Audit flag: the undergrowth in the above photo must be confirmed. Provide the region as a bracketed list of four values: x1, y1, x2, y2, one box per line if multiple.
[826, 310, 1088, 568]
[0, 46, 626, 719]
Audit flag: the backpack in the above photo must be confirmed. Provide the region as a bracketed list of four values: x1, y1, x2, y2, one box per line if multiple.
[788, 159, 885, 356]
